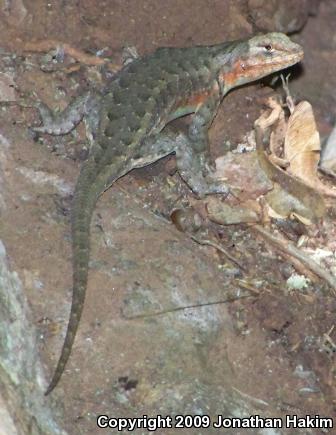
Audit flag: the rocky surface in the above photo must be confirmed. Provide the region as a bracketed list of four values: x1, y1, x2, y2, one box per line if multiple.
[0, 1, 335, 434]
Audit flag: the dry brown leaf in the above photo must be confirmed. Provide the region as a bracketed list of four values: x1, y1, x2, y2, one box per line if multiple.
[285, 101, 336, 197]
[255, 101, 325, 223]
[268, 98, 287, 158]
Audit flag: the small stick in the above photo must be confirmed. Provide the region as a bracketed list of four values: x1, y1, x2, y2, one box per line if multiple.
[232, 387, 269, 408]
[280, 73, 295, 114]
[191, 236, 247, 272]
[123, 293, 252, 320]
[23, 40, 111, 67]
[252, 224, 336, 294]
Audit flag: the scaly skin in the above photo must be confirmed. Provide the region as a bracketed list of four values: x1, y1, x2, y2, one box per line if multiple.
[38, 33, 303, 394]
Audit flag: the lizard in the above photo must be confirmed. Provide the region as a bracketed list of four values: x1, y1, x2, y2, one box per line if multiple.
[32, 32, 303, 395]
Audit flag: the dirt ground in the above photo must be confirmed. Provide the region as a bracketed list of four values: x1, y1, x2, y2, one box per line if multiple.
[0, 0, 336, 434]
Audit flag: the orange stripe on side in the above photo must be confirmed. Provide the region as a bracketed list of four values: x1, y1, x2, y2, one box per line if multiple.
[180, 81, 220, 111]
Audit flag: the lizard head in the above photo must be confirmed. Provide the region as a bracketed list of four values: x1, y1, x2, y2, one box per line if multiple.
[217, 32, 304, 92]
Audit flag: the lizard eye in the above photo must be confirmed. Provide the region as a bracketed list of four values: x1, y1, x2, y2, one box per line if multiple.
[264, 44, 274, 53]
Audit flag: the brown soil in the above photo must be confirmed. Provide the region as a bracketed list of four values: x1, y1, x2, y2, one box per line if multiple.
[0, 1, 335, 434]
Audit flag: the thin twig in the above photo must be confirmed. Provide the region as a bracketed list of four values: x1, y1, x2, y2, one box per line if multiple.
[235, 279, 262, 296]
[280, 73, 295, 114]
[23, 39, 121, 73]
[123, 294, 252, 320]
[191, 236, 247, 272]
[232, 386, 269, 408]
[252, 224, 336, 294]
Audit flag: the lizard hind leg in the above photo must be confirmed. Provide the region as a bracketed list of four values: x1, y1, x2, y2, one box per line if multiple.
[32, 91, 100, 136]
[129, 127, 229, 198]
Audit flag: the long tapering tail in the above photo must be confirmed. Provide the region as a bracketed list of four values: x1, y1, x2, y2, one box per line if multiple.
[45, 158, 101, 395]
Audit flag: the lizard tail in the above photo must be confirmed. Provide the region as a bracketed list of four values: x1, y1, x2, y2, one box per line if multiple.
[45, 158, 101, 395]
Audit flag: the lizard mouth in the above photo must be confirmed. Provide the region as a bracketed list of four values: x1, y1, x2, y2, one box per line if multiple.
[220, 50, 304, 88]
[245, 53, 303, 77]
[265, 50, 304, 69]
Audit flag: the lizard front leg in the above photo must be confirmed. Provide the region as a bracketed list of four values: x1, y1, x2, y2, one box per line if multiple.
[176, 93, 229, 197]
